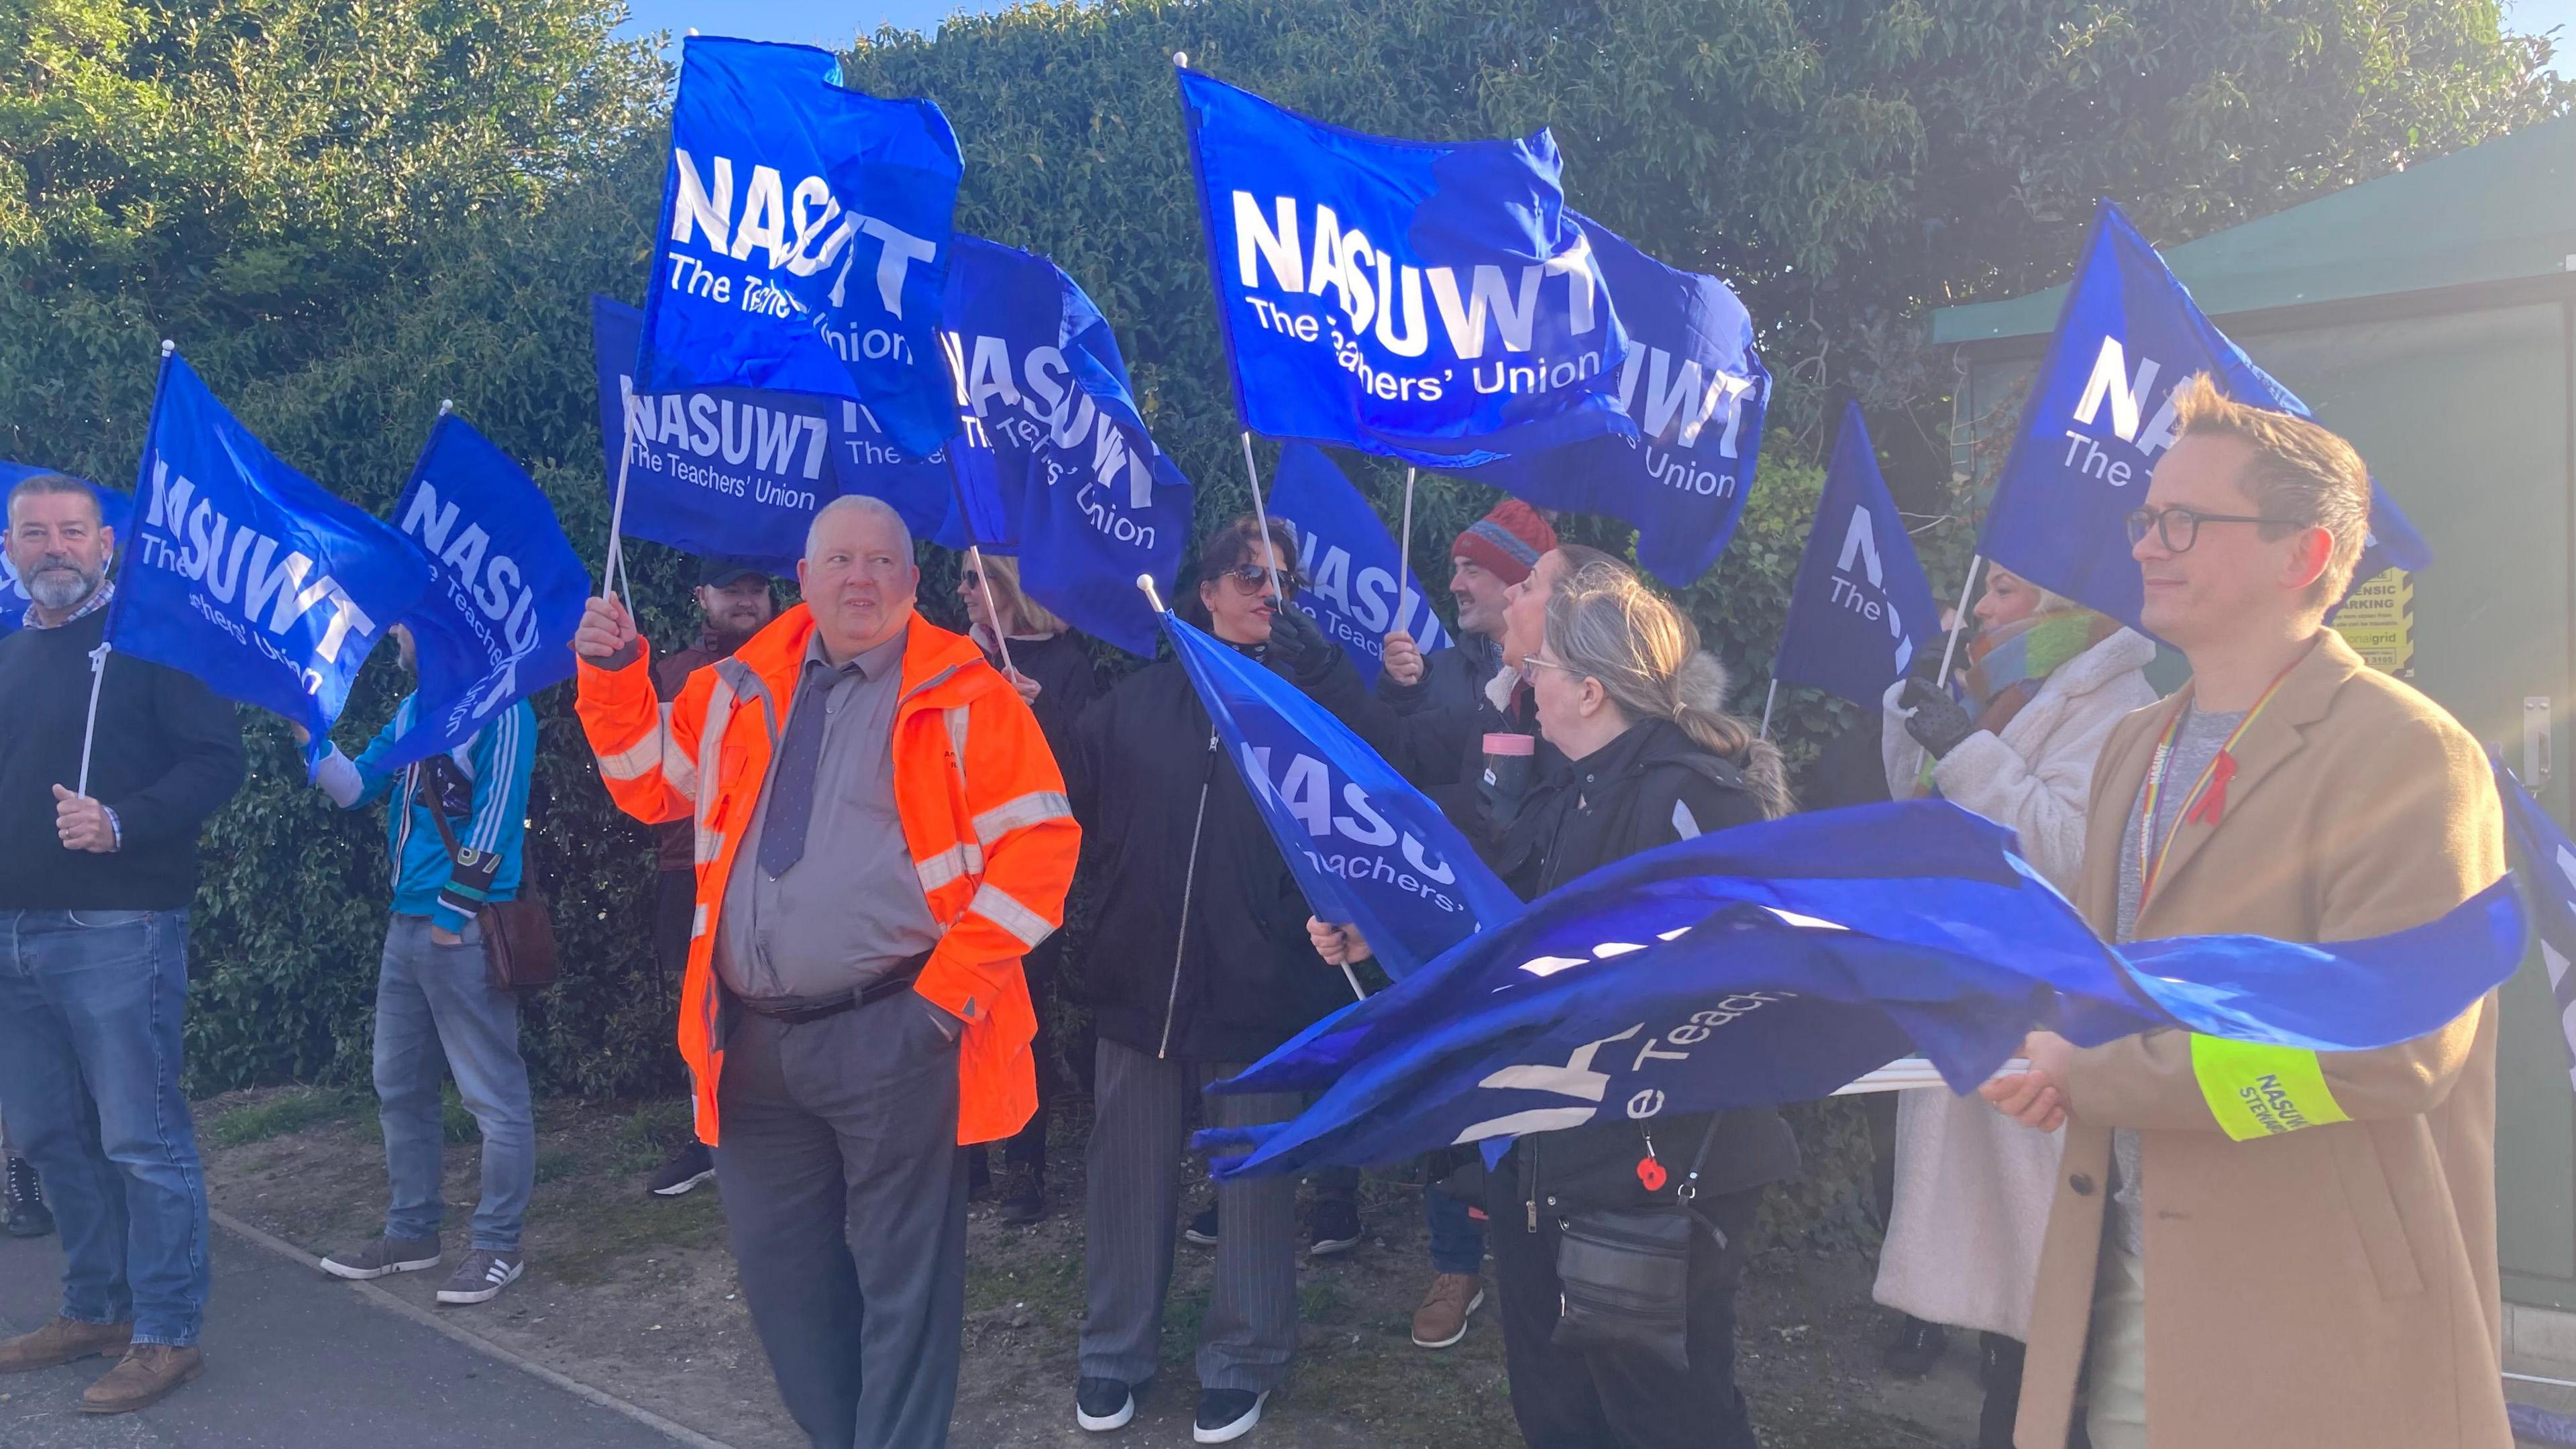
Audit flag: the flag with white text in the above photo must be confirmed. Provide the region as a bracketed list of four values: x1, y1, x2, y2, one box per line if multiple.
[381, 414, 589, 769]
[115, 354, 431, 752]
[639, 36, 963, 458]
[1177, 67, 1629, 467]
[1267, 444, 1452, 687]
[1773, 404, 1937, 708]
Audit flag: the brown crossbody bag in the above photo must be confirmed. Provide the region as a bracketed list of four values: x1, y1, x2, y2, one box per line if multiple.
[417, 760, 558, 994]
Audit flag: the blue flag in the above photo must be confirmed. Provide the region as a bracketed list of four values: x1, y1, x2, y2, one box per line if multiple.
[1452, 219, 1769, 586]
[2498, 761, 2576, 1089]
[1164, 612, 1523, 979]
[639, 36, 963, 458]
[117, 354, 432, 749]
[1177, 68, 1629, 467]
[930, 237, 1194, 655]
[592, 296, 950, 568]
[1196, 800, 2526, 1177]
[1266, 444, 1453, 687]
[1773, 404, 1939, 708]
[0, 464, 131, 639]
[1980, 201, 2429, 630]
[380, 415, 590, 769]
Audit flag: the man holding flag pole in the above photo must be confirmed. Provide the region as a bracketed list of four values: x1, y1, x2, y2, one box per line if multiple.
[0, 467, 244, 1412]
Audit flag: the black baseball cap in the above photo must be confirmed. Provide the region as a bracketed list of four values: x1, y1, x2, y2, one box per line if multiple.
[698, 557, 771, 589]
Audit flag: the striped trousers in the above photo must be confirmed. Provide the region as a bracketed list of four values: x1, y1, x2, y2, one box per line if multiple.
[1081, 1038, 1302, 1393]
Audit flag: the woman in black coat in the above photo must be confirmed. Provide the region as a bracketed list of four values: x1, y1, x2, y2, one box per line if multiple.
[955, 554, 1100, 1224]
[1315, 557, 1799, 1449]
[1059, 515, 1395, 1443]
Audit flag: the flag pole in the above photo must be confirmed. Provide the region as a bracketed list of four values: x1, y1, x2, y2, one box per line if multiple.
[1933, 554, 1984, 689]
[1138, 572, 1364, 1004]
[79, 336, 176, 796]
[1758, 678, 1779, 741]
[602, 408, 637, 621]
[1395, 466, 1416, 627]
[1238, 431, 1288, 602]
[967, 543, 1016, 677]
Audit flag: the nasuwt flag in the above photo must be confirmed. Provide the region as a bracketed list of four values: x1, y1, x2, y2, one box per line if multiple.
[117, 354, 432, 752]
[380, 414, 590, 769]
[2498, 761, 2576, 1089]
[1772, 403, 1938, 708]
[0, 464, 131, 639]
[1267, 444, 1452, 687]
[930, 236, 1193, 656]
[1164, 612, 1523, 979]
[1177, 66, 1628, 468]
[594, 296, 850, 570]
[1452, 217, 1769, 586]
[639, 36, 963, 458]
[1196, 800, 2526, 1177]
[1979, 200, 2429, 631]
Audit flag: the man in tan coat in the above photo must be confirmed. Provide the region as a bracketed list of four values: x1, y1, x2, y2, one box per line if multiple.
[1981, 375, 2508, 1449]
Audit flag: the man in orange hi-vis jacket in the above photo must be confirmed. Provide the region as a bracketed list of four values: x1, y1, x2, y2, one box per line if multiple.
[574, 494, 1077, 1449]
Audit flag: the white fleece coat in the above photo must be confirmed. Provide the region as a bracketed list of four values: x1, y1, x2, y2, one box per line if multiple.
[1870, 625, 2159, 1338]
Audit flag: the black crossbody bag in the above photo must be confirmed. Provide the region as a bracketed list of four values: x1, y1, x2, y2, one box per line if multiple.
[1550, 1116, 1727, 1372]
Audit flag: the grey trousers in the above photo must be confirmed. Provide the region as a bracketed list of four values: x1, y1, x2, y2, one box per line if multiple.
[712, 994, 966, 1449]
[1081, 1037, 1303, 1393]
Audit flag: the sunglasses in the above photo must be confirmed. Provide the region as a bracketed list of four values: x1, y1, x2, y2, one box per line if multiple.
[2124, 505, 2306, 553]
[961, 570, 983, 589]
[1217, 563, 1303, 600]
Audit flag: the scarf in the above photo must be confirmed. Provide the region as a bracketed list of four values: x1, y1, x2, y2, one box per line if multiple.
[1910, 609, 2118, 798]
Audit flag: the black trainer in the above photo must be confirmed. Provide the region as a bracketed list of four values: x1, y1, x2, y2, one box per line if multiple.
[1075, 1375, 1136, 1432]
[1184, 1202, 1218, 1246]
[1193, 1388, 1268, 1444]
[1882, 1315, 1947, 1377]
[1308, 1197, 1362, 1256]
[5, 1157, 52, 1240]
[645, 1140, 716, 1197]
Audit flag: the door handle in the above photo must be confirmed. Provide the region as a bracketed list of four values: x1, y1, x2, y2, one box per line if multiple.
[2524, 697, 2553, 788]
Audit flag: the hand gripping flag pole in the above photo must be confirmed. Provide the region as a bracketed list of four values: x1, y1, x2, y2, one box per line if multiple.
[1138, 571, 1367, 1004]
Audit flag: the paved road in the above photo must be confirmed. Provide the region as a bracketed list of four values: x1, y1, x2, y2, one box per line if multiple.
[0, 1224, 686, 1448]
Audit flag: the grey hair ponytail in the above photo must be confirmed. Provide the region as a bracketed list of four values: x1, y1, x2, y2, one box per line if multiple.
[1544, 563, 1793, 819]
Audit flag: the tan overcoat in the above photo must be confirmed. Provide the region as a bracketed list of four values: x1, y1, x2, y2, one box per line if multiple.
[2015, 632, 2509, 1449]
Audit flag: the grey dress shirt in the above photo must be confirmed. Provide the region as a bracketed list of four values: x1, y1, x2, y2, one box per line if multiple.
[713, 625, 943, 1003]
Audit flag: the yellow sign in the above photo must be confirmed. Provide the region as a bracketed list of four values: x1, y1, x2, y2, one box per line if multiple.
[2334, 568, 2414, 677]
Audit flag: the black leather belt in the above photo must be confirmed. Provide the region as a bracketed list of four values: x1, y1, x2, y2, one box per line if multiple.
[731, 954, 930, 1024]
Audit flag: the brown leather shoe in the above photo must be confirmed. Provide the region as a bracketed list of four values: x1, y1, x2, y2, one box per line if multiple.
[0, 1315, 132, 1373]
[81, 1343, 202, 1413]
[1409, 1272, 1485, 1349]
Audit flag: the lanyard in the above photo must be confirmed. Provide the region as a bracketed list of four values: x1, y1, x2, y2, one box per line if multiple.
[2133, 647, 2310, 910]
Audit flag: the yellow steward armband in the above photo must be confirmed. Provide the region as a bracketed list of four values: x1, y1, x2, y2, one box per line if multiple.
[2190, 1036, 2352, 1142]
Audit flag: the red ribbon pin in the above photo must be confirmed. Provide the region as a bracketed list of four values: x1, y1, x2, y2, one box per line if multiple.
[2185, 750, 2239, 828]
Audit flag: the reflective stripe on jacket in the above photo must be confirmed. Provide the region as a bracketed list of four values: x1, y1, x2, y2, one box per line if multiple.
[576, 604, 1079, 1146]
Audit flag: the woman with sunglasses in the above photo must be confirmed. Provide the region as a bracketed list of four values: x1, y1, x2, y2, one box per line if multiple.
[1315, 557, 1796, 1449]
[953, 555, 1100, 1224]
[1060, 515, 1396, 1444]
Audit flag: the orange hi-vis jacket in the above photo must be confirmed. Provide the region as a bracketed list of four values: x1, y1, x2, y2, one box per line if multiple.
[575, 605, 1079, 1147]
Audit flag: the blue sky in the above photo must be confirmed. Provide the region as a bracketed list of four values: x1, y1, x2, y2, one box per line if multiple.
[616, 0, 997, 50]
[625, 1, 2573, 71]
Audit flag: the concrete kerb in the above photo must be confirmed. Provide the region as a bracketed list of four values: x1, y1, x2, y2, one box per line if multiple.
[207, 1206, 735, 1449]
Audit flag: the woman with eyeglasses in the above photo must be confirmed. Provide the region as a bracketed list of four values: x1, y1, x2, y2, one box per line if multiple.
[953, 555, 1099, 1225]
[1314, 558, 1797, 1449]
[1870, 564, 2156, 1447]
[1059, 515, 1396, 1444]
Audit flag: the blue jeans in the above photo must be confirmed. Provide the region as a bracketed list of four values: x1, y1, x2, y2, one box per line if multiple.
[1427, 1182, 1485, 1275]
[0, 909, 209, 1346]
[374, 915, 533, 1252]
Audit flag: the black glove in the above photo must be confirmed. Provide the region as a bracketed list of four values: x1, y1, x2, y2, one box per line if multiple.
[1264, 603, 1338, 685]
[1899, 678, 1977, 760]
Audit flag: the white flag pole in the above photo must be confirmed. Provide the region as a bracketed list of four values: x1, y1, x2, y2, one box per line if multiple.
[968, 543, 1016, 677]
[603, 407, 637, 621]
[1395, 466, 1417, 625]
[1933, 554, 1984, 689]
[1758, 678, 1780, 741]
[1238, 431, 1288, 602]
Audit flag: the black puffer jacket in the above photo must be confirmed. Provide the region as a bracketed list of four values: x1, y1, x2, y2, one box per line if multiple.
[1373, 630, 1503, 786]
[1063, 635, 1394, 1063]
[1499, 716, 1803, 1216]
